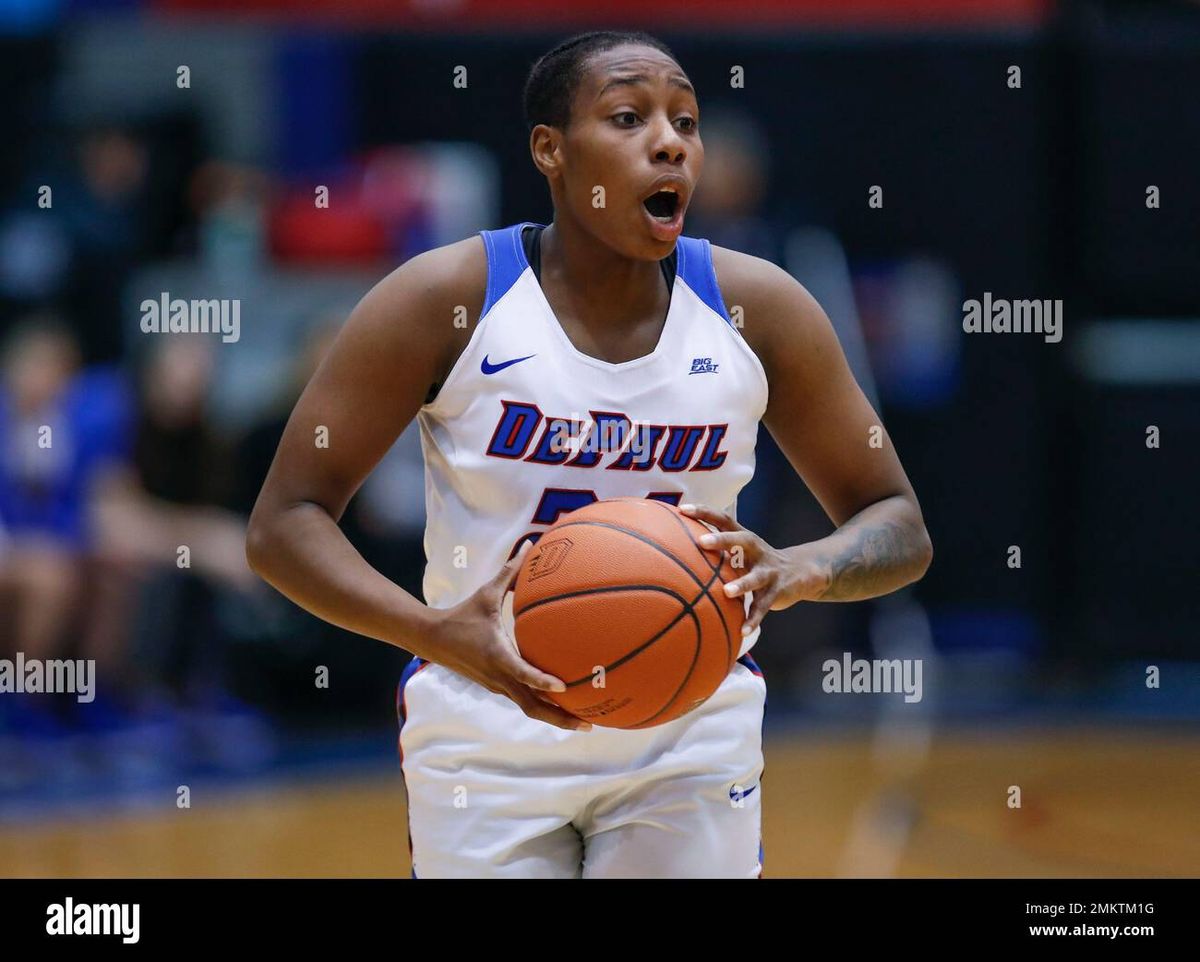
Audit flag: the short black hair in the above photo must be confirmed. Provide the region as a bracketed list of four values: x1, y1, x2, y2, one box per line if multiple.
[523, 31, 678, 132]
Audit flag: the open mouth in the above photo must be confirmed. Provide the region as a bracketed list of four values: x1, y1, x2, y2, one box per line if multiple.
[643, 189, 680, 222]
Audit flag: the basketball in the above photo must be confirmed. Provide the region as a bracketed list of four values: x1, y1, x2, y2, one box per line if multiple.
[512, 497, 746, 729]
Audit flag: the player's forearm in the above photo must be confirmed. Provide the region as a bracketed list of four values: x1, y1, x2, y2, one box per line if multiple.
[245, 500, 436, 654]
[790, 495, 932, 602]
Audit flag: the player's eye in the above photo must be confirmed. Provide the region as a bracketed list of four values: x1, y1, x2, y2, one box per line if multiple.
[612, 111, 641, 127]
[676, 116, 698, 133]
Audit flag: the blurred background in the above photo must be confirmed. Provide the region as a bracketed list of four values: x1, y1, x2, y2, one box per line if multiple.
[0, 0, 1197, 877]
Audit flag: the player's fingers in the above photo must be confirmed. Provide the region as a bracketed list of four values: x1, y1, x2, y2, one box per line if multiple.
[697, 529, 756, 553]
[492, 634, 568, 692]
[743, 587, 775, 635]
[484, 539, 532, 602]
[724, 565, 770, 598]
[504, 684, 591, 732]
[678, 502, 742, 532]
[503, 538, 534, 581]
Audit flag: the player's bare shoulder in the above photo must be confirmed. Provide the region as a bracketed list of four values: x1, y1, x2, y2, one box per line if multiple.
[709, 243, 838, 383]
[353, 235, 488, 389]
[391, 234, 487, 310]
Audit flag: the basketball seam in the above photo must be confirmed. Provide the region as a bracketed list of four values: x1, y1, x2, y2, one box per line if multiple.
[645, 497, 723, 578]
[515, 583, 701, 686]
[634, 563, 726, 727]
[643, 499, 738, 669]
[536, 514, 735, 660]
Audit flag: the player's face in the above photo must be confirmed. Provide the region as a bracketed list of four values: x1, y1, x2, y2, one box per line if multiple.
[557, 45, 703, 259]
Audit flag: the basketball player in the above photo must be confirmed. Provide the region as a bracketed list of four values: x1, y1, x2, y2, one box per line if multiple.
[246, 31, 932, 878]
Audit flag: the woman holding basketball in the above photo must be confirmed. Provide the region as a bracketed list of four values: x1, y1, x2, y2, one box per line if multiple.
[246, 31, 931, 878]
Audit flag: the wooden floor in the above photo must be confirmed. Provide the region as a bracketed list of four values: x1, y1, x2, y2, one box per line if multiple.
[1, 726, 1196, 877]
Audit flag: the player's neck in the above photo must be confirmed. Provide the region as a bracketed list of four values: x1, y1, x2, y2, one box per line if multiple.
[538, 220, 670, 331]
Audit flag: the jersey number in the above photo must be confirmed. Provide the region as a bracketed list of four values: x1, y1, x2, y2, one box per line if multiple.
[509, 487, 682, 558]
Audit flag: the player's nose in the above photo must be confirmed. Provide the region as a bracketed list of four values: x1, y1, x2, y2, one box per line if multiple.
[649, 117, 688, 165]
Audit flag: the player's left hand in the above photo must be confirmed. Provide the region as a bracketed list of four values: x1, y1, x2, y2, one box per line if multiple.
[679, 502, 831, 636]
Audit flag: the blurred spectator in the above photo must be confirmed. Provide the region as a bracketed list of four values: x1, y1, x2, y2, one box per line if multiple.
[0, 317, 131, 659]
[87, 337, 260, 694]
[188, 159, 270, 280]
[59, 126, 150, 364]
[0, 125, 150, 364]
[687, 106, 785, 265]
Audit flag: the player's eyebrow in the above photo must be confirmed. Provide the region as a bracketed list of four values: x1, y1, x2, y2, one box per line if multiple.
[596, 74, 695, 98]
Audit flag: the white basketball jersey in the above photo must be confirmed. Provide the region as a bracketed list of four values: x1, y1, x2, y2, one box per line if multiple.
[415, 222, 769, 655]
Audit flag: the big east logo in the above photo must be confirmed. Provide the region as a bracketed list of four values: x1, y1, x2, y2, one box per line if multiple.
[485, 400, 729, 472]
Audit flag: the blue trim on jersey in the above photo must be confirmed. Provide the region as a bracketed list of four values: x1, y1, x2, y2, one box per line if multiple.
[738, 652, 766, 708]
[737, 650, 766, 878]
[479, 222, 539, 318]
[481, 224, 727, 324]
[676, 235, 731, 324]
[738, 652, 765, 683]
[396, 654, 428, 727]
[396, 654, 428, 880]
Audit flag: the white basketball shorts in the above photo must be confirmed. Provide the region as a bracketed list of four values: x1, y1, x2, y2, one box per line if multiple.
[396, 652, 767, 879]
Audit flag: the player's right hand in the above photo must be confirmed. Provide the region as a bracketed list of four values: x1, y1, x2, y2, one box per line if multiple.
[423, 541, 592, 732]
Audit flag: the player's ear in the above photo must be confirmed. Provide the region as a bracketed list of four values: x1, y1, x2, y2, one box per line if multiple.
[529, 124, 563, 179]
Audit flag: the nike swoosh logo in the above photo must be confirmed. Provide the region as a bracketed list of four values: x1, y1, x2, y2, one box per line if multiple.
[730, 783, 758, 802]
[481, 353, 536, 375]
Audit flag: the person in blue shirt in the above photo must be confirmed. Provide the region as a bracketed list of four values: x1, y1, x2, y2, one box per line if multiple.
[0, 318, 134, 658]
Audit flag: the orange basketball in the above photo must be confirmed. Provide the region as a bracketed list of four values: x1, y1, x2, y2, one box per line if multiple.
[512, 497, 745, 729]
